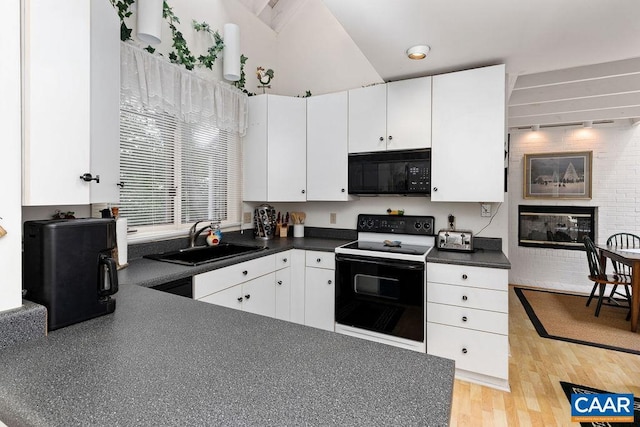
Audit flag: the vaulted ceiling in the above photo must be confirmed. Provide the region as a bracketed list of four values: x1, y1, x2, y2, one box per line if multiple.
[238, 0, 640, 127]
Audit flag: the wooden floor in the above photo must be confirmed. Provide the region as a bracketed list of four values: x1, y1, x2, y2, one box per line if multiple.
[449, 285, 640, 426]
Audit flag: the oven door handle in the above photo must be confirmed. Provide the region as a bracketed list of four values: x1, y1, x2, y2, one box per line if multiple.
[335, 254, 424, 271]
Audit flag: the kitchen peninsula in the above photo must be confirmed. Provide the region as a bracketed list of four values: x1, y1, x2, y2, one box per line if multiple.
[0, 284, 454, 426]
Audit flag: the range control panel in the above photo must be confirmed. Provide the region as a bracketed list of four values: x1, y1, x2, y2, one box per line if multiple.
[357, 214, 435, 236]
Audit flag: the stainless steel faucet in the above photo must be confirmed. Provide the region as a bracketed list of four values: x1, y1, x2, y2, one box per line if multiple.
[188, 220, 219, 248]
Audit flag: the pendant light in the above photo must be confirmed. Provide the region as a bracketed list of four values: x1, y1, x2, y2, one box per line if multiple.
[137, 0, 163, 44]
[223, 23, 241, 82]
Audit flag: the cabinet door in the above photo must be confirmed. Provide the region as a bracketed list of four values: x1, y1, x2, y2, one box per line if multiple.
[289, 249, 306, 325]
[275, 268, 291, 321]
[304, 267, 335, 332]
[242, 95, 268, 201]
[431, 65, 505, 202]
[199, 284, 243, 310]
[307, 92, 349, 200]
[23, 0, 91, 205]
[348, 84, 387, 153]
[386, 76, 431, 150]
[267, 95, 307, 201]
[242, 272, 276, 318]
[23, 0, 119, 206]
[89, 0, 120, 204]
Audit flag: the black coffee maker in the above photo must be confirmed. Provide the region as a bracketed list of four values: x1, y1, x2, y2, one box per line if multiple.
[23, 218, 119, 331]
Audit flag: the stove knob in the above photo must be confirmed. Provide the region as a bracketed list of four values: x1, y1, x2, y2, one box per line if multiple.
[423, 222, 432, 231]
[359, 219, 368, 229]
[414, 222, 422, 230]
[367, 219, 374, 228]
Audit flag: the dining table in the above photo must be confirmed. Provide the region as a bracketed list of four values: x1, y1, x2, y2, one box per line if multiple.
[597, 244, 640, 332]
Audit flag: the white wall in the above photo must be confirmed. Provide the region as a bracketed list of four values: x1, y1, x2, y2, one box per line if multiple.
[0, 0, 23, 312]
[508, 121, 640, 293]
[245, 196, 509, 253]
[275, 0, 382, 96]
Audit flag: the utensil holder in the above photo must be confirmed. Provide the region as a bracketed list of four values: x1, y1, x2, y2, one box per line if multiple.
[293, 224, 304, 238]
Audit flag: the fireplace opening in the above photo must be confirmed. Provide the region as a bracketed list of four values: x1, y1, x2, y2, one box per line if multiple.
[518, 205, 596, 250]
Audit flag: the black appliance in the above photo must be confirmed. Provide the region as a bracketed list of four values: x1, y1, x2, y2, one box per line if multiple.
[334, 214, 434, 351]
[23, 218, 119, 331]
[348, 149, 430, 195]
[335, 254, 425, 342]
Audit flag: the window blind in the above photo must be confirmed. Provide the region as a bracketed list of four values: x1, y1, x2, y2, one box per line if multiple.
[119, 98, 242, 233]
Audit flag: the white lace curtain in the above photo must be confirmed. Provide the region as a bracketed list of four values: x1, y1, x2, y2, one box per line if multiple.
[120, 42, 248, 135]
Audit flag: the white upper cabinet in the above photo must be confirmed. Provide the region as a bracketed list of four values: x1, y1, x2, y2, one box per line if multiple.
[306, 91, 349, 201]
[431, 65, 506, 202]
[243, 95, 307, 202]
[348, 84, 387, 153]
[386, 76, 432, 151]
[348, 77, 432, 153]
[22, 0, 120, 206]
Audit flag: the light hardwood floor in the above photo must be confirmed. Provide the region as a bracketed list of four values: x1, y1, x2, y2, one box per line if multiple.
[449, 285, 640, 426]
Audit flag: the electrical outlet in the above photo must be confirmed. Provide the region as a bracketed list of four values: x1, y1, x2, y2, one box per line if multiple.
[481, 204, 491, 217]
[330, 213, 337, 224]
[243, 212, 252, 223]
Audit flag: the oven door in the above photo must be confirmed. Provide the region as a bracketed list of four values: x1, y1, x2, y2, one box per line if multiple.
[335, 254, 425, 342]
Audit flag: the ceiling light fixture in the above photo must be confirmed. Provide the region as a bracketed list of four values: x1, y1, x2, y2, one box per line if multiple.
[583, 121, 593, 128]
[406, 45, 430, 60]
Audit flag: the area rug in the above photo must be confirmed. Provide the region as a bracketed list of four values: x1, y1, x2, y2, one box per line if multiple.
[514, 287, 640, 355]
[560, 381, 640, 427]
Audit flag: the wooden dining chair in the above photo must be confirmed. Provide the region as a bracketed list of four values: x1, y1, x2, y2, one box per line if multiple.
[582, 236, 632, 317]
[606, 233, 639, 307]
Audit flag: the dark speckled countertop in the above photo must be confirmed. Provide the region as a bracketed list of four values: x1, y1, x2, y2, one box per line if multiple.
[0, 284, 455, 426]
[119, 231, 354, 288]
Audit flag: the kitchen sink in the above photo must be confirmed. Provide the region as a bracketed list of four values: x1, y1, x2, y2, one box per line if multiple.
[144, 243, 267, 266]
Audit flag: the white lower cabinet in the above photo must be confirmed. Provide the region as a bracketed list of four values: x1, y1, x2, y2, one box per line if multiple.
[194, 255, 277, 316]
[427, 262, 510, 391]
[275, 250, 292, 321]
[304, 251, 335, 331]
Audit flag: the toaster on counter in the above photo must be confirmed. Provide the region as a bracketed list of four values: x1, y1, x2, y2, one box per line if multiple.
[437, 229, 474, 252]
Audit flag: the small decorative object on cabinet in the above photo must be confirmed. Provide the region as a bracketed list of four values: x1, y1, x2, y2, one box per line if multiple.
[523, 151, 592, 199]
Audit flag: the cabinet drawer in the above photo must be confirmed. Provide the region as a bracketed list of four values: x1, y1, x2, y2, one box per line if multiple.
[193, 254, 275, 299]
[275, 250, 292, 270]
[427, 302, 508, 335]
[305, 250, 335, 270]
[427, 282, 507, 313]
[427, 323, 508, 380]
[427, 263, 507, 291]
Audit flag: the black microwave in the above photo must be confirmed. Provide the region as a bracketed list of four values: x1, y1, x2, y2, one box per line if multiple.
[348, 149, 431, 195]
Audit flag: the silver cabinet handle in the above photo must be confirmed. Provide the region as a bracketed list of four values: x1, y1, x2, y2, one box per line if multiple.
[242, 270, 248, 276]
[462, 274, 468, 280]
[462, 316, 467, 322]
[237, 297, 243, 303]
[301, 189, 305, 194]
[244, 294, 250, 300]
[433, 187, 438, 192]
[316, 258, 321, 263]
[379, 136, 384, 141]
[277, 280, 283, 285]
[282, 258, 288, 263]
[462, 295, 468, 301]
[388, 135, 393, 140]
[462, 348, 468, 354]
[327, 280, 332, 285]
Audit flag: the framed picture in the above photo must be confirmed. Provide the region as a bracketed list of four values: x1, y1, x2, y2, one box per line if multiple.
[523, 151, 592, 199]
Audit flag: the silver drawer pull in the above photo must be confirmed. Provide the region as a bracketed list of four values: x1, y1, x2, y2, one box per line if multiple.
[237, 297, 243, 303]
[462, 295, 468, 301]
[328, 280, 332, 285]
[242, 270, 248, 275]
[462, 316, 467, 322]
[282, 258, 288, 263]
[244, 294, 250, 300]
[316, 258, 322, 263]
[462, 348, 468, 354]
[277, 280, 283, 285]
[462, 274, 468, 280]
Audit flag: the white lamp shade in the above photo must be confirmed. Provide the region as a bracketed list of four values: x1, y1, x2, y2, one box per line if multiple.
[137, 0, 163, 45]
[223, 23, 241, 82]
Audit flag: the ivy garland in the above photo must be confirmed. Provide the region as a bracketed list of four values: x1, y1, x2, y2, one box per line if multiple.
[109, 1, 251, 93]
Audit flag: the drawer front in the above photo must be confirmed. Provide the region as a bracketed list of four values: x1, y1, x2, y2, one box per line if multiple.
[305, 250, 335, 270]
[275, 250, 293, 270]
[427, 323, 508, 380]
[427, 263, 507, 291]
[427, 282, 508, 313]
[194, 254, 275, 299]
[427, 302, 508, 335]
